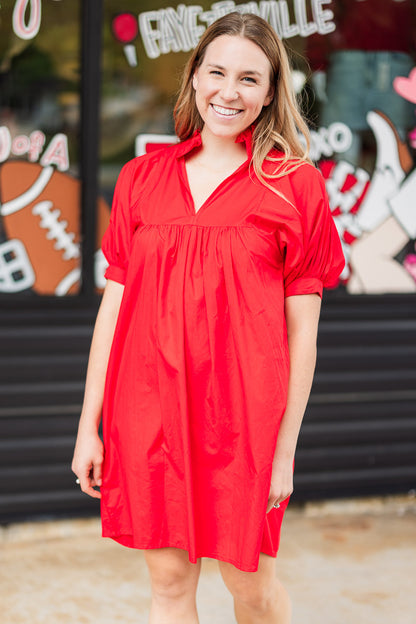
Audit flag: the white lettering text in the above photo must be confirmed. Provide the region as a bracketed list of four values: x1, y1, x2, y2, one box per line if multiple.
[139, 0, 336, 59]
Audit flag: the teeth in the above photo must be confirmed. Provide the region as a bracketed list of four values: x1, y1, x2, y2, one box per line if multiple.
[212, 104, 240, 116]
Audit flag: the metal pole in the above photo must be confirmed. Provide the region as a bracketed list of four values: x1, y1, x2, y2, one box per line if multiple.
[80, 0, 103, 296]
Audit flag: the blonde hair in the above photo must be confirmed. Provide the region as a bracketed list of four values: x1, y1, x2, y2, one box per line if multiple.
[173, 12, 312, 195]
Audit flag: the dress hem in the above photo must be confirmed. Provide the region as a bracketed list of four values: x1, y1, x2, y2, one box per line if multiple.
[102, 532, 277, 573]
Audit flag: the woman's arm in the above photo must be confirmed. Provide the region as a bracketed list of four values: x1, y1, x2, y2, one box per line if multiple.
[266, 293, 322, 513]
[71, 279, 124, 499]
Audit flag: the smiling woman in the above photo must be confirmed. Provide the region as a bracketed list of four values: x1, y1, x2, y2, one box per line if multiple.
[72, 11, 344, 624]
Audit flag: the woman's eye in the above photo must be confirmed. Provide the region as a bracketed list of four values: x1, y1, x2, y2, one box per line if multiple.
[242, 76, 256, 83]
[210, 70, 223, 76]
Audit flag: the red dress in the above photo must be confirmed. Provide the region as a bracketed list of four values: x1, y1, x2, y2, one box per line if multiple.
[100, 127, 344, 572]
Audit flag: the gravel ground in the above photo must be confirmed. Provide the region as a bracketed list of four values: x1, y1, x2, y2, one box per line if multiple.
[1, 495, 415, 624]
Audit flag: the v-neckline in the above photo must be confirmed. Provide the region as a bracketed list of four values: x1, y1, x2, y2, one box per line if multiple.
[180, 156, 249, 216]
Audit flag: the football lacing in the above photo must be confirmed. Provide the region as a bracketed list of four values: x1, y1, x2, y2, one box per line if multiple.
[32, 200, 80, 261]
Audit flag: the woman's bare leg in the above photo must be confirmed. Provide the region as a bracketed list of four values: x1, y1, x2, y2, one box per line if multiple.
[218, 552, 291, 623]
[144, 547, 202, 624]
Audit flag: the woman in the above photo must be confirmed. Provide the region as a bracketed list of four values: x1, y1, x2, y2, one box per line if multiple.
[72, 12, 344, 624]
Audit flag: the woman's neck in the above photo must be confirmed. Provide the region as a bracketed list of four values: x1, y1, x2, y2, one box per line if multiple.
[198, 126, 247, 169]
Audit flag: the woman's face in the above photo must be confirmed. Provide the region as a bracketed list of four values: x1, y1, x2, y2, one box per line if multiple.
[193, 35, 273, 141]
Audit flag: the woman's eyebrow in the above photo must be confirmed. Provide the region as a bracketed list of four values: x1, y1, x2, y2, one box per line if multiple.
[207, 63, 262, 77]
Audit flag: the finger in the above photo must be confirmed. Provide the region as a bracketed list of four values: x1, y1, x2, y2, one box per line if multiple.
[266, 492, 290, 513]
[92, 459, 103, 487]
[80, 482, 102, 499]
[84, 486, 102, 499]
[266, 497, 277, 514]
[266, 501, 279, 514]
[78, 474, 102, 499]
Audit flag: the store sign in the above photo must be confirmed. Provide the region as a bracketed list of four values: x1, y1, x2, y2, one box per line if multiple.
[140, 0, 335, 58]
[113, 1, 335, 64]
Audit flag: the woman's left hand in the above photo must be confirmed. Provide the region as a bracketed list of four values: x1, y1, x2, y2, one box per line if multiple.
[266, 456, 294, 513]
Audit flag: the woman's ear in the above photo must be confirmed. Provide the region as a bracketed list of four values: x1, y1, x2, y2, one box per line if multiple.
[192, 70, 199, 91]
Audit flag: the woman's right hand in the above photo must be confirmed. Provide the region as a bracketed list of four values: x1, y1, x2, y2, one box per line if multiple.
[71, 430, 104, 499]
[71, 280, 124, 500]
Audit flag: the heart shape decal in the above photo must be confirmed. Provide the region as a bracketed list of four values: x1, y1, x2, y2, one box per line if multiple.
[393, 67, 416, 104]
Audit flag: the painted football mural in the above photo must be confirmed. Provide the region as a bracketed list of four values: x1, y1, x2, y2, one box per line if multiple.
[0, 162, 110, 295]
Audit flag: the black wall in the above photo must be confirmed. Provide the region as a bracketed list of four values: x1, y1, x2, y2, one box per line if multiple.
[1, 293, 415, 523]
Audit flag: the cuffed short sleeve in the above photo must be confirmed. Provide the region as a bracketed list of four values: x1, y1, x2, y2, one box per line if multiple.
[282, 165, 345, 298]
[101, 161, 136, 285]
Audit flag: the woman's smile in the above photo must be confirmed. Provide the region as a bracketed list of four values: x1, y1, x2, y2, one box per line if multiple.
[210, 103, 243, 117]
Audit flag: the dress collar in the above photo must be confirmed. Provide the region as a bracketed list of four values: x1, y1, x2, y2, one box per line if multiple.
[175, 124, 254, 160]
[235, 124, 254, 160]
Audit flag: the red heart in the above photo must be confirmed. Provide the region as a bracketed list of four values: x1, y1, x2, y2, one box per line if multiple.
[393, 67, 416, 104]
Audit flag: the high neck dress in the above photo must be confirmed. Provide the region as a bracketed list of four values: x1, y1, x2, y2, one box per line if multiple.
[100, 126, 344, 572]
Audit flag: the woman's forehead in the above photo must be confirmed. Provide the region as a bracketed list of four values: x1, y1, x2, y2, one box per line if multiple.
[202, 35, 272, 73]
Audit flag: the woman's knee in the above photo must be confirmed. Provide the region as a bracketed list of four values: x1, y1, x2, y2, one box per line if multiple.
[218, 559, 277, 612]
[145, 548, 201, 602]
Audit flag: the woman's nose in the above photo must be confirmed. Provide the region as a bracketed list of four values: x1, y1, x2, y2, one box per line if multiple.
[220, 80, 239, 101]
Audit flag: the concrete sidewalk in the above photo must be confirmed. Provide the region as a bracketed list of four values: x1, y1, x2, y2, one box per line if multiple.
[1, 495, 415, 624]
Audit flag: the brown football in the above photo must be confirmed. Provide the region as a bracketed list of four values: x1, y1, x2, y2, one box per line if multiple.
[0, 161, 110, 295]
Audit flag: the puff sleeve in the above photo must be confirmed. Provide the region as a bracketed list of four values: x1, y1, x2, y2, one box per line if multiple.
[282, 165, 345, 298]
[101, 161, 136, 285]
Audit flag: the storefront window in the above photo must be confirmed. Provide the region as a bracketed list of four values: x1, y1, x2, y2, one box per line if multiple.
[307, 0, 416, 294]
[100, 0, 416, 295]
[0, 0, 82, 296]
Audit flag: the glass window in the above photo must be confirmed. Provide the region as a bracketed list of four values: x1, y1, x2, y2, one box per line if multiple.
[0, 0, 82, 296]
[99, 0, 189, 203]
[305, 0, 416, 294]
[99, 0, 416, 295]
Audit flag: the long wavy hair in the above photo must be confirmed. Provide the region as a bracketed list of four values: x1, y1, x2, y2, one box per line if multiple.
[173, 12, 311, 193]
